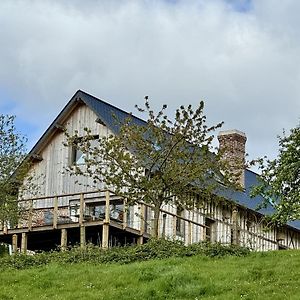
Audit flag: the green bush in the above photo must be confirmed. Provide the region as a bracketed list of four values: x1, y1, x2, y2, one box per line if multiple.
[0, 239, 250, 270]
[0, 244, 8, 257]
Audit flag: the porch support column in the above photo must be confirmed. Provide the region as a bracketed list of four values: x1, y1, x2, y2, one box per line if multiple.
[61, 228, 68, 251]
[102, 190, 110, 249]
[12, 234, 18, 254]
[21, 232, 27, 254]
[80, 226, 86, 249]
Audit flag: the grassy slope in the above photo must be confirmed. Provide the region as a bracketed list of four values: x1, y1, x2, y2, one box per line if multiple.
[1, 250, 300, 300]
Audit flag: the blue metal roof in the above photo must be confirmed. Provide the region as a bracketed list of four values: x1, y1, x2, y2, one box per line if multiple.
[77, 90, 146, 134]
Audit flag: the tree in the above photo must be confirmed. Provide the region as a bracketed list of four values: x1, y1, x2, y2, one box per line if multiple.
[66, 99, 238, 237]
[0, 115, 27, 227]
[251, 125, 300, 225]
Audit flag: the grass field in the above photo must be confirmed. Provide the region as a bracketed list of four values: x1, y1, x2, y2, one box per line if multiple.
[1, 250, 300, 300]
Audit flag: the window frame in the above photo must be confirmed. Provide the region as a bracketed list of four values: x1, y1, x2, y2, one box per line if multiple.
[70, 135, 99, 166]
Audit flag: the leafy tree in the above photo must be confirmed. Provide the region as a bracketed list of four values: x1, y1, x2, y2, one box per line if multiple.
[66, 99, 238, 237]
[251, 125, 300, 225]
[0, 115, 27, 227]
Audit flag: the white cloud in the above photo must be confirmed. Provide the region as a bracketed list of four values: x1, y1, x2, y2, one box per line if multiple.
[0, 0, 300, 162]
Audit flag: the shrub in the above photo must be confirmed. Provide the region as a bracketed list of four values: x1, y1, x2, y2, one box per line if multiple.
[0, 239, 250, 270]
[0, 244, 8, 257]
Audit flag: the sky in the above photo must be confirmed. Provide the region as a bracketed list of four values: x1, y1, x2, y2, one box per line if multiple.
[0, 0, 300, 165]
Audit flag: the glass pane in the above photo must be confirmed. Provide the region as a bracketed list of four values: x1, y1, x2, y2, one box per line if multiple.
[74, 148, 86, 165]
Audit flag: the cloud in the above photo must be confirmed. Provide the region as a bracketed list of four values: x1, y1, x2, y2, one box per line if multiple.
[0, 0, 300, 162]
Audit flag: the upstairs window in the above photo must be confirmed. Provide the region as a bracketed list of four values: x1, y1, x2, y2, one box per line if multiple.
[72, 146, 86, 165]
[71, 135, 99, 165]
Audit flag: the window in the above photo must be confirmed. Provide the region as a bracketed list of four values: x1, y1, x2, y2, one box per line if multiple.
[70, 135, 99, 165]
[72, 146, 86, 165]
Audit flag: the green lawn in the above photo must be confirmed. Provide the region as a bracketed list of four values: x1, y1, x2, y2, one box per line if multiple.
[1, 250, 300, 300]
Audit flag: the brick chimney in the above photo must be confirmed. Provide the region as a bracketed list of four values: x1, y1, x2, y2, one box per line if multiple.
[217, 130, 247, 188]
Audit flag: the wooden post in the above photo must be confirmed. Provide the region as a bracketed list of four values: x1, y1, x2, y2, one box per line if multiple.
[102, 224, 109, 249]
[53, 196, 58, 229]
[12, 234, 18, 254]
[104, 190, 110, 223]
[80, 226, 86, 249]
[79, 193, 84, 226]
[188, 221, 192, 245]
[162, 213, 167, 239]
[21, 233, 27, 254]
[79, 194, 86, 249]
[3, 222, 8, 234]
[61, 228, 67, 251]
[137, 204, 146, 245]
[102, 190, 110, 249]
[232, 207, 239, 245]
[28, 199, 33, 231]
[122, 198, 127, 230]
[173, 215, 177, 238]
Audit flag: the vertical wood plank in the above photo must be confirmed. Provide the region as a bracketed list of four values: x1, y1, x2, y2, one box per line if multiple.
[28, 200, 33, 231]
[12, 234, 18, 254]
[105, 190, 110, 223]
[188, 221, 192, 245]
[21, 233, 27, 254]
[202, 224, 206, 241]
[102, 190, 110, 250]
[80, 226, 86, 249]
[162, 213, 167, 239]
[173, 215, 177, 238]
[122, 198, 127, 230]
[53, 196, 58, 229]
[137, 203, 145, 245]
[79, 193, 84, 225]
[232, 207, 239, 245]
[102, 224, 109, 249]
[61, 228, 67, 251]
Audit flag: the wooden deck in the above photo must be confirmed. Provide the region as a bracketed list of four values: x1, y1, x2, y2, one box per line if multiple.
[0, 190, 205, 253]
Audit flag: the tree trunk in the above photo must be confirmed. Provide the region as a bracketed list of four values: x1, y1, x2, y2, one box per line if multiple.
[152, 205, 160, 238]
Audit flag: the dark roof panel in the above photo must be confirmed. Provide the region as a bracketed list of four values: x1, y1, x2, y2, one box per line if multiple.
[77, 90, 146, 134]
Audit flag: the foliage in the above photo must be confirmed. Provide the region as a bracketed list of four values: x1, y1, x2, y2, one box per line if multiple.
[251, 125, 300, 225]
[0, 239, 249, 270]
[0, 243, 8, 257]
[0, 115, 28, 226]
[1, 249, 300, 299]
[66, 99, 238, 236]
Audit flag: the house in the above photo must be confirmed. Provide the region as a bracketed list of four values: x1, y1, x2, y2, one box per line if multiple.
[1, 90, 300, 252]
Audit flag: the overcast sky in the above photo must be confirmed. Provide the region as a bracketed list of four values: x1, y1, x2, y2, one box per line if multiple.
[0, 0, 300, 165]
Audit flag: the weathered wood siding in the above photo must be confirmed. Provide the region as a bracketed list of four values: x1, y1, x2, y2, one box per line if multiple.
[24, 103, 111, 206]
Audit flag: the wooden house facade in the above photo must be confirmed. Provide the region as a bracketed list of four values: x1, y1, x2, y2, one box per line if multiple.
[1, 90, 300, 252]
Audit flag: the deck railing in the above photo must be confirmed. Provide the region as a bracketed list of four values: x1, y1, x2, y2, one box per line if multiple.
[0, 190, 285, 253]
[0, 189, 208, 252]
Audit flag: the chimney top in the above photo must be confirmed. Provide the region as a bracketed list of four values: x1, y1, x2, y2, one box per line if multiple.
[218, 129, 246, 139]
